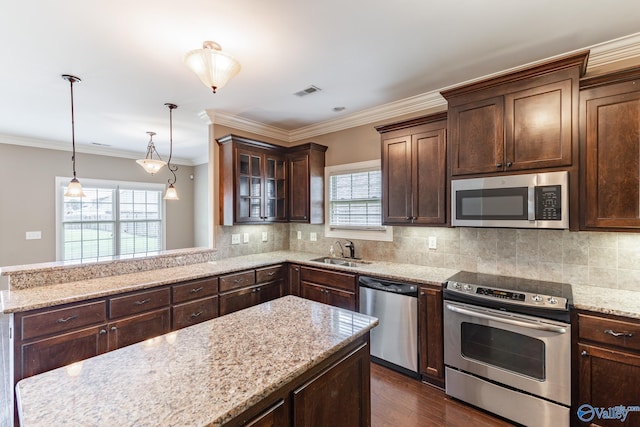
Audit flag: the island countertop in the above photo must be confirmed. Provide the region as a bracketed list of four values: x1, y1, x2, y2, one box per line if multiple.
[15, 295, 378, 427]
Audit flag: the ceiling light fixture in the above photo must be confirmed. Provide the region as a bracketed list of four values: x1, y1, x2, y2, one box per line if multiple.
[136, 131, 166, 175]
[163, 103, 179, 200]
[184, 41, 241, 93]
[61, 74, 86, 198]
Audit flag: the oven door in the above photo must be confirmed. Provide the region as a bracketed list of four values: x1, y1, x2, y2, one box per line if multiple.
[444, 301, 571, 406]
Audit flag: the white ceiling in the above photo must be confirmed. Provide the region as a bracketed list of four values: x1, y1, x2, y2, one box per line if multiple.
[2, 1, 640, 165]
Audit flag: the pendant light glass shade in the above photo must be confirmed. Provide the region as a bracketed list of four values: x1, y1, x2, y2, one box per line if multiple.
[163, 183, 179, 200]
[163, 103, 179, 200]
[136, 131, 167, 174]
[62, 74, 86, 198]
[184, 41, 241, 93]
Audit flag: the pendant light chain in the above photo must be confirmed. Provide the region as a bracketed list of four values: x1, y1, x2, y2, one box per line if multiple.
[70, 77, 77, 179]
[165, 103, 178, 186]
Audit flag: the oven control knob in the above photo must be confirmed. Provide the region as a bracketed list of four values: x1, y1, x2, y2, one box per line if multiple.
[463, 284, 473, 292]
[547, 297, 558, 305]
[450, 282, 461, 290]
[531, 294, 543, 303]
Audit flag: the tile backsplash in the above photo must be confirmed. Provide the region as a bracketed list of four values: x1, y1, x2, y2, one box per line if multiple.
[216, 223, 640, 290]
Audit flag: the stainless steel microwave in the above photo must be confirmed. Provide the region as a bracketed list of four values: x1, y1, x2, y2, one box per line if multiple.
[451, 171, 568, 229]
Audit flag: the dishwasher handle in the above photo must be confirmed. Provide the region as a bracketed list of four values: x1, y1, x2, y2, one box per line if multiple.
[359, 276, 418, 297]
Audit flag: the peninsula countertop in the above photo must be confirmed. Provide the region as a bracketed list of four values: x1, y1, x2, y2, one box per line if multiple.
[15, 295, 378, 427]
[1, 250, 639, 319]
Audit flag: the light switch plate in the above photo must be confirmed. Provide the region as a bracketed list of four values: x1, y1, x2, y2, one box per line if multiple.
[26, 231, 42, 240]
[243, 233, 249, 243]
[310, 232, 317, 242]
[297, 231, 302, 240]
[262, 232, 268, 242]
[428, 236, 437, 249]
[231, 234, 240, 244]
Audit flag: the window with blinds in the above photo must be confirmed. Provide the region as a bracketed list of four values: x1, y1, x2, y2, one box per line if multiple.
[329, 168, 383, 230]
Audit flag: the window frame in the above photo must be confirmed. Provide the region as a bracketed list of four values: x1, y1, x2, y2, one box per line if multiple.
[55, 177, 167, 262]
[324, 160, 393, 242]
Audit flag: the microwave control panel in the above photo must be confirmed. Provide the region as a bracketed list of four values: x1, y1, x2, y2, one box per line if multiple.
[535, 185, 562, 221]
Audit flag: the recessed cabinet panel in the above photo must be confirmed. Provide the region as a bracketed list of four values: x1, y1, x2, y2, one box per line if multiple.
[383, 136, 411, 223]
[414, 130, 446, 223]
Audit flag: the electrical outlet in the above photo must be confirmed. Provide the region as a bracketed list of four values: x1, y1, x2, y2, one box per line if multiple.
[297, 231, 302, 240]
[428, 236, 437, 250]
[310, 232, 317, 242]
[262, 232, 268, 242]
[243, 233, 249, 243]
[25, 231, 42, 240]
[231, 234, 240, 245]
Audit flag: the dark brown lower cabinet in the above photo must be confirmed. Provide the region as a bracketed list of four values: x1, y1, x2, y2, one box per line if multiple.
[300, 281, 356, 311]
[245, 399, 289, 427]
[220, 280, 284, 316]
[108, 308, 171, 349]
[172, 296, 219, 330]
[418, 286, 444, 388]
[297, 266, 357, 311]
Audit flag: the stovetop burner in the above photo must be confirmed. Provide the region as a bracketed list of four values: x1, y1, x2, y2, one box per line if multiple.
[443, 271, 573, 322]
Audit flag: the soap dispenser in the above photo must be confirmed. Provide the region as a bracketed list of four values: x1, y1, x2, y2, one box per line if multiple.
[329, 245, 335, 258]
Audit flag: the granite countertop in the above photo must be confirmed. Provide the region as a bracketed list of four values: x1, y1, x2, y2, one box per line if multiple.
[1, 250, 639, 319]
[15, 296, 378, 427]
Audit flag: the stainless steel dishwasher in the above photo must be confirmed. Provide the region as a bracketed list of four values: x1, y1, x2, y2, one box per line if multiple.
[359, 276, 418, 376]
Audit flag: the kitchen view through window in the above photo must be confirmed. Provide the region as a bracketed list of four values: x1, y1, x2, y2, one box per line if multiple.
[56, 178, 165, 262]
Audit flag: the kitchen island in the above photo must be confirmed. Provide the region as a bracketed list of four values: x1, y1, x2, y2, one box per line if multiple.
[14, 296, 378, 426]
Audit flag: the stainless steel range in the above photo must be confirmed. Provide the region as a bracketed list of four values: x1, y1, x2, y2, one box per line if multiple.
[443, 271, 573, 427]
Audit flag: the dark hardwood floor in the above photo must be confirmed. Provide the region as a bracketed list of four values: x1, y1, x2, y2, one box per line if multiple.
[371, 363, 516, 427]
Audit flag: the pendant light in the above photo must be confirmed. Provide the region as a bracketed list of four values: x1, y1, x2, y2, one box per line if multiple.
[184, 41, 241, 93]
[163, 103, 179, 200]
[62, 74, 86, 198]
[136, 131, 167, 174]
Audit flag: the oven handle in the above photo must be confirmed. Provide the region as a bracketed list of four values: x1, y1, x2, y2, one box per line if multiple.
[445, 303, 567, 334]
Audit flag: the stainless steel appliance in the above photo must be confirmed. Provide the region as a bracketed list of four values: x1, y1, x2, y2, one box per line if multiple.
[359, 276, 418, 376]
[451, 171, 569, 229]
[443, 271, 572, 427]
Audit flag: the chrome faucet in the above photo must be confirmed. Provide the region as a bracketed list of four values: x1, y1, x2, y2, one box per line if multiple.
[344, 240, 356, 259]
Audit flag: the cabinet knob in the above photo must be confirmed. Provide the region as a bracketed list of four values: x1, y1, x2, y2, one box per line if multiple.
[496, 163, 502, 168]
[506, 162, 513, 167]
[99, 329, 107, 335]
[111, 326, 117, 332]
[581, 350, 589, 357]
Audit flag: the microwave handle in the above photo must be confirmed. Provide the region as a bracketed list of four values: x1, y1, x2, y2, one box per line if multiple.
[528, 187, 535, 221]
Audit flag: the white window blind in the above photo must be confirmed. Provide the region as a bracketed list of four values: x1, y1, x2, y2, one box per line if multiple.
[329, 168, 383, 230]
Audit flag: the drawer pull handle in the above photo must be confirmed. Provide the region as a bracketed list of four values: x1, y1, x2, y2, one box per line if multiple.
[190, 311, 203, 319]
[190, 287, 204, 293]
[604, 329, 633, 338]
[56, 315, 78, 324]
[233, 278, 244, 284]
[267, 272, 276, 276]
[134, 298, 151, 305]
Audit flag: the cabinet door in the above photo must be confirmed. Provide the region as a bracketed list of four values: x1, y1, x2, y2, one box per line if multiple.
[236, 148, 264, 223]
[412, 128, 446, 224]
[578, 343, 640, 426]
[325, 288, 356, 311]
[256, 280, 284, 306]
[293, 342, 370, 427]
[418, 287, 444, 387]
[300, 281, 327, 305]
[449, 96, 505, 175]
[382, 135, 412, 224]
[505, 79, 573, 170]
[582, 86, 640, 229]
[108, 307, 171, 350]
[219, 286, 259, 316]
[289, 153, 310, 222]
[289, 264, 301, 296]
[264, 153, 287, 221]
[21, 325, 108, 378]
[245, 399, 289, 427]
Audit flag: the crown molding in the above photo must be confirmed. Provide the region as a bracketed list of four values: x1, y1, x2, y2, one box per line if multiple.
[586, 32, 640, 69]
[207, 111, 291, 142]
[0, 133, 194, 166]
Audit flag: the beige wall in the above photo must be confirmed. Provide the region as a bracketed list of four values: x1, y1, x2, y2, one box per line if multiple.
[0, 143, 195, 270]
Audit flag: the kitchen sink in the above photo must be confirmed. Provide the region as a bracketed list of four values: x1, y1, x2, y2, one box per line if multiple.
[309, 257, 371, 267]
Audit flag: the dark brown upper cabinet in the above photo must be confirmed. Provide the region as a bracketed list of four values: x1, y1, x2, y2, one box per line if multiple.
[442, 51, 588, 176]
[288, 143, 327, 224]
[579, 67, 640, 230]
[217, 134, 327, 225]
[376, 113, 448, 226]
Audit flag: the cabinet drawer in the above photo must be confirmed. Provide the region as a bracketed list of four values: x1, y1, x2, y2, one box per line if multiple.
[172, 277, 218, 304]
[108, 287, 171, 319]
[256, 265, 286, 283]
[300, 267, 356, 292]
[172, 296, 219, 330]
[578, 313, 640, 351]
[219, 270, 256, 292]
[21, 301, 107, 341]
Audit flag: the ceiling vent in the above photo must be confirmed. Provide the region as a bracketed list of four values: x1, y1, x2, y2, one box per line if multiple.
[294, 85, 322, 97]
